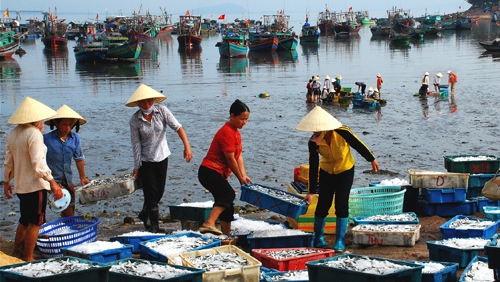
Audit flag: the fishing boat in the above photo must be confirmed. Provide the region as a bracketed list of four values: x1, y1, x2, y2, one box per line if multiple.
[262, 13, 298, 51]
[157, 8, 174, 36]
[479, 38, 500, 52]
[334, 10, 362, 36]
[41, 10, 68, 50]
[388, 8, 414, 46]
[299, 14, 320, 45]
[0, 31, 20, 58]
[177, 14, 202, 49]
[317, 5, 336, 36]
[215, 32, 247, 58]
[248, 32, 278, 52]
[73, 34, 142, 63]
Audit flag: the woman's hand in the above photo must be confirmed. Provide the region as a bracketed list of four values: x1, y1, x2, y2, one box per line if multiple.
[304, 193, 314, 205]
[371, 160, 380, 173]
[132, 169, 139, 180]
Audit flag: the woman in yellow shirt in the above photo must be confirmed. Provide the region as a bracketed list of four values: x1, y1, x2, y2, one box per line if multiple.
[296, 106, 379, 252]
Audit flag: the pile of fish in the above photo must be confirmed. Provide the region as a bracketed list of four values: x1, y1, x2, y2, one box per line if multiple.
[142, 235, 216, 256]
[452, 155, 497, 162]
[319, 255, 411, 275]
[183, 252, 249, 271]
[116, 231, 161, 237]
[178, 201, 214, 207]
[376, 178, 409, 186]
[250, 229, 307, 238]
[258, 249, 321, 259]
[266, 270, 309, 281]
[66, 240, 125, 254]
[448, 218, 496, 229]
[80, 174, 134, 189]
[354, 224, 419, 232]
[433, 237, 490, 249]
[247, 185, 304, 205]
[4, 258, 98, 277]
[413, 261, 447, 274]
[360, 213, 417, 222]
[462, 260, 494, 281]
[110, 259, 193, 279]
[230, 216, 286, 235]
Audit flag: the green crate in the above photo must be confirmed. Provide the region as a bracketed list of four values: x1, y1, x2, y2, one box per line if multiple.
[444, 155, 500, 174]
[168, 205, 212, 224]
[0, 256, 109, 282]
[306, 254, 423, 282]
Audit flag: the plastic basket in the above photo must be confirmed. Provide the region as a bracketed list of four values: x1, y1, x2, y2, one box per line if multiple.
[36, 215, 100, 258]
[348, 186, 406, 222]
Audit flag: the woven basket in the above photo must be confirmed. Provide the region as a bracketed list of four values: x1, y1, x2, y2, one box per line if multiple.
[348, 186, 406, 222]
[36, 215, 100, 258]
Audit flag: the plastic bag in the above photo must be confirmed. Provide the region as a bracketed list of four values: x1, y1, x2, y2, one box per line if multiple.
[482, 169, 500, 201]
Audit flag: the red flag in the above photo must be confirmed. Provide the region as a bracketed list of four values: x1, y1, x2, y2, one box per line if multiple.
[185, 10, 190, 16]
[217, 14, 225, 20]
[349, 7, 353, 11]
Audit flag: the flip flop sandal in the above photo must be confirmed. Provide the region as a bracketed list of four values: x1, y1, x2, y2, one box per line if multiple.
[199, 225, 222, 235]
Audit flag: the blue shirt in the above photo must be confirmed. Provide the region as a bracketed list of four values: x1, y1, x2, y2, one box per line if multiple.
[44, 130, 85, 185]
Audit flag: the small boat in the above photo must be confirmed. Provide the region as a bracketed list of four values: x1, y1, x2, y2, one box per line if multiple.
[0, 31, 20, 58]
[317, 5, 336, 36]
[479, 38, 500, 52]
[248, 32, 278, 52]
[177, 15, 203, 49]
[261, 13, 298, 51]
[157, 8, 174, 36]
[73, 34, 142, 63]
[216, 32, 247, 58]
[41, 10, 68, 50]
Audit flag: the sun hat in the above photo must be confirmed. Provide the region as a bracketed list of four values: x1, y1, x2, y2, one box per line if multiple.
[376, 73, 381, 77]
[436, 72, 443, 77]
[374, 89, 379, 93]
[125, 84, 166, 107]
[45, 104, 87, 126]
[313, 76, 319, 81]
[447, 70, 451, 74]
[325, 75, 330, 80]
[8, 97, 57, 125]
[368, 87, 374, 92]
[296, 106, 342, 132]
[425, 72, 429, 75]
[336, 75, 342, 80]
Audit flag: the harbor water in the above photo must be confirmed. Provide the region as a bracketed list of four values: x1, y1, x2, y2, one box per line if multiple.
[1, 19, 500, 240]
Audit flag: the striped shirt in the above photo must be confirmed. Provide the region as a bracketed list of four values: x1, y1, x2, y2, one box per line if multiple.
[129, 104, 182, 169]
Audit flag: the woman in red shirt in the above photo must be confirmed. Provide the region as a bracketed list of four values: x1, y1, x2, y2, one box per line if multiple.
[198, 100, 252, 235]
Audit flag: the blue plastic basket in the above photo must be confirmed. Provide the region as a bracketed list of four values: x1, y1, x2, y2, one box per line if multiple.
[348, 186, 406, 222]
[36, 216, 100, 258]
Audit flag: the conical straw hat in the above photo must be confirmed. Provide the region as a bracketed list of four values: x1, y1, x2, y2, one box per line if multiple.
[296, 106, 342, 132]
[45, 104, 87, 125]
[125, 84, 166, 107]
[8, 97, 57, 125]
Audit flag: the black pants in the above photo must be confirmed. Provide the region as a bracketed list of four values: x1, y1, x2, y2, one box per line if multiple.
[198, 166, 235, 222]
[419, 85, 428, 96]
[315, 166, 355, 218]
[139, 158, 168, 210]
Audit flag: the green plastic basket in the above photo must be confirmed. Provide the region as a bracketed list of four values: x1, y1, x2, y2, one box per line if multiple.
[348, 186, 406, 222]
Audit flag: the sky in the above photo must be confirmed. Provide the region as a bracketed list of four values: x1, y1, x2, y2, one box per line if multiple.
[0, 0, 471, 21]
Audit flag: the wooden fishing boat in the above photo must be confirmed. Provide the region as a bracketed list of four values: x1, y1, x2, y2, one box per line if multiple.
[157, 9, 174, 36]
[41, 11, 68, 50]
[317, 5, 336, 36]
[0, 31, 20, 58]
[248, 32, 278, 52]
[388, 8, 414, 46]
[73, 34, 142, 63]
[299, 13, 320, 44]
[261, 13, 298, 51]
[216, 32, 247, 58]
[479, 38, 500, 52]
[177, 15, 202, 49]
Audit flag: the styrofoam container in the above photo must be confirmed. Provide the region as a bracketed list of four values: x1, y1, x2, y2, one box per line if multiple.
[408, 169, 469, 189]
[179, 245, 262, 282]
[76, 174, 137, 204]
[351, 224, 421, 246]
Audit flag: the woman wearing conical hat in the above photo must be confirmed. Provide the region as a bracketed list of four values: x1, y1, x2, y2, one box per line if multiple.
[4, 97, 63, 262]
[44, 104, 91, 218]
[296, 106, 379, 253]
[126, 84, 193, 233]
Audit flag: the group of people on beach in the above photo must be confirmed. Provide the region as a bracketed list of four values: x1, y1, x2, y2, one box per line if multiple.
[306, 73, 384, 103]
[419, 70, 458, 97]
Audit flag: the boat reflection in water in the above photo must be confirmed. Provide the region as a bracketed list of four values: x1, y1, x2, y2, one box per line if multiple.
[217, 57, 248, 74]
[75, 61, 143, 79]
[43, 47, 69, 73]
[248, 51, 279, 65]
[0, 57, 21, 79]
[277, 50, 298, 63]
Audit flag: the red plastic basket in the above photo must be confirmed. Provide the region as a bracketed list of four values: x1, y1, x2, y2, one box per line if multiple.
[251, 247, 335, 271]
[36, 215, 100, 258]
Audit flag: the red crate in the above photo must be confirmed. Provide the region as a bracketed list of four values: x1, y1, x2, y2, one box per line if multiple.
[251, 247, 335, 271]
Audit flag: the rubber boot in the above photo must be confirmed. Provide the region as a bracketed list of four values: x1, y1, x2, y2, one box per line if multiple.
[148, 207, 161, 233]
[313, 217, 328, 248]
[334, 217, 349, 252]
[138, 204, 151, 231]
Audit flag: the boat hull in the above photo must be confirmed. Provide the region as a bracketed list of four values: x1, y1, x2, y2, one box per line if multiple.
[300, 35, 320, 44]
[42, 36, 68, 50]
[479, 40, 500, 52]
[177, 34, 202, 48]
[106, 40, 142, 59]
[277, 35, 298, 51]
[218, 41, 247, 58]
[248, 36, 279, 52]
[0, 32, 19, 58]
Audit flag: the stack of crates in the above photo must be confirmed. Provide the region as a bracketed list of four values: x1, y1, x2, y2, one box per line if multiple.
[286, 182, 336, 234]
[411, 169, 475, 216]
